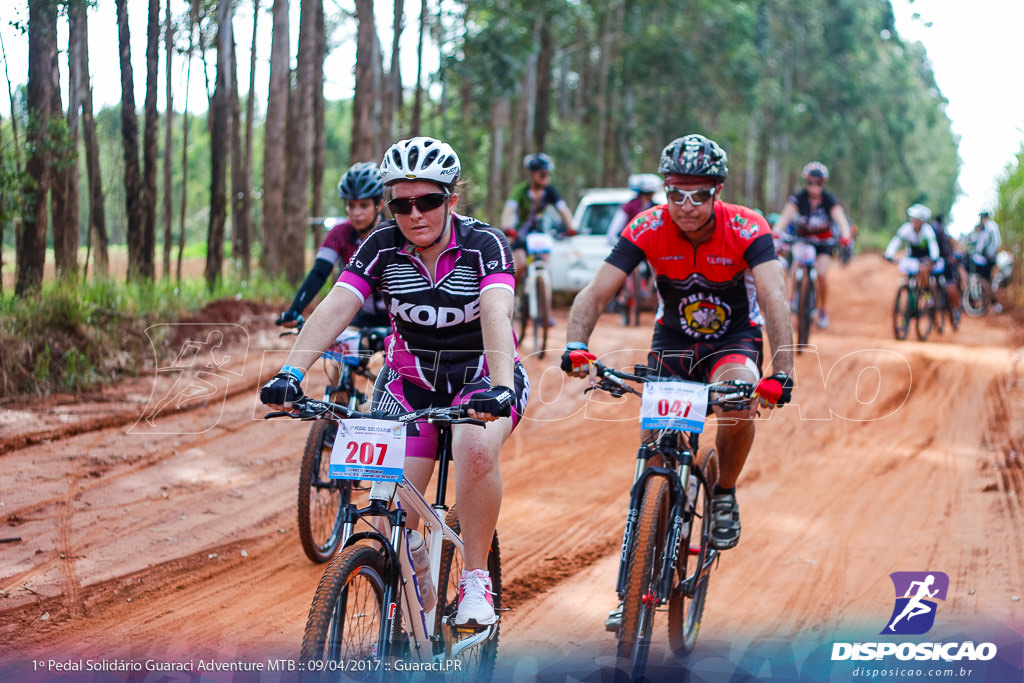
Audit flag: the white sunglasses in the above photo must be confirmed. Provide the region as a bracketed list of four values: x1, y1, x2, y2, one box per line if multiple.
[664, 185, 717, 206]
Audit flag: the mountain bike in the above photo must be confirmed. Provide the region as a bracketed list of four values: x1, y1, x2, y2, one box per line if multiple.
[891, 257, 935, 341]
[267, 397, 502, 680]
[781, 235, 837, 352]
[586, 363, 754, 681]
[961, 252, 994, 318]
[516, 230, 554, 358]
[616, 262, 651, 327]
[279, 320, 390, 563]
[929, 266, 961, 334]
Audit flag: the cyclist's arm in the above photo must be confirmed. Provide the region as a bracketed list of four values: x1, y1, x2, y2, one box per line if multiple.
[926, 231, 940, 261]
[500, 200, 518, 233]
[285, 257, 336, 319]
[555, 200, 576, 234]
[829, 204, 852, 241]
[751, 260, 794, 376]
[279, 285, 364, 375]
[566, 261, 629, 346]
[772, 203, 797, 237]
[884, 233, 903, 261]
[479, 287, 516, 390]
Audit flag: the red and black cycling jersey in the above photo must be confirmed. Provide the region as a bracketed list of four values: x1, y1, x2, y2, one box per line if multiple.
[607, 201, 775, 342]
[337, 215, 516, 392]
[789, 188, 839, 239]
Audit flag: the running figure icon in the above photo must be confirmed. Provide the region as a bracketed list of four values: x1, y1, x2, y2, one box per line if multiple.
[882, 571, 949, 635]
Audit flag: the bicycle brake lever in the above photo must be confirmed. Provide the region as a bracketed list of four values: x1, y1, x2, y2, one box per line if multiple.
[263, 410, 297, 419]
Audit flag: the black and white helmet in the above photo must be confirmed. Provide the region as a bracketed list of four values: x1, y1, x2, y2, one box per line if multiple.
[658, 134, 729, 180]
[380, 137, 461, 187]
[338, 162, 384, 201]
[524, 152, 555, 172]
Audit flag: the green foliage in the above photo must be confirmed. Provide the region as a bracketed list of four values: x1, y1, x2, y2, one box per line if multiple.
[995, 145, 1024, 251]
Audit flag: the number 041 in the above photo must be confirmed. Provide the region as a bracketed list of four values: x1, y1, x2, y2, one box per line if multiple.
[657, 398, 692, 417]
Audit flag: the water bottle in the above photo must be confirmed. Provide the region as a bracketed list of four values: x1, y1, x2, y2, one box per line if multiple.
[407, 530, 436, 612]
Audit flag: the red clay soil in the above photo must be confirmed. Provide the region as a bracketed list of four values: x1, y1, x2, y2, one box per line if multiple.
[1, 254, 1022, 681]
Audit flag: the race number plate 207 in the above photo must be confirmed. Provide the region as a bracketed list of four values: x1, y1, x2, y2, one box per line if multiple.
[329, 419, 407, 481]
[640, 381, 710, 433]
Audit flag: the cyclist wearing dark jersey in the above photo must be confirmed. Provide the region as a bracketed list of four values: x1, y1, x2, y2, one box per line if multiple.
[771, 162, 853, 329]
[261, 136, 527, 629]
[561, 134, 794, 553]
[277, 162, 389, 330]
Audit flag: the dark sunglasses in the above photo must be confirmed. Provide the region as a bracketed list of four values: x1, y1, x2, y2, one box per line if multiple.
[387, 192, 449, 215]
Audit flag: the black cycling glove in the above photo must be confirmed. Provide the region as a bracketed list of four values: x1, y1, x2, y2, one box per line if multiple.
[260, 368, 305, 406]
[276, 309, 302, 326]
[466, 385, 515, 417]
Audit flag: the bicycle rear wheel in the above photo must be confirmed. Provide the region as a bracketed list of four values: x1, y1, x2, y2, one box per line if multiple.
[892, 284, 911, 340]
[298, 420, 351, 563]
[436, 506, 501, 681]
[668, 447, 719, 656]
[534, 273, 550, 358]
[617, 475, 671, 679]
[301, 545, 395, 674]
[796, 269, 813, 350]
[962, 275, 992, 317]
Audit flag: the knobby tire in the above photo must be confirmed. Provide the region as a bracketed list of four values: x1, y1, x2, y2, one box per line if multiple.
[534, 273, 550, 359]
[436, 506, 502, 682]
[796, 269, 813, 350]
[893, 284, 911, 340]
[617, 475, 671, 680]
[915, 286, 934, 341]
[301, 545, 395, 680]
[667, 447, 719, 656]
[298, 420, 350, 563]
[962, 275, 992, 318]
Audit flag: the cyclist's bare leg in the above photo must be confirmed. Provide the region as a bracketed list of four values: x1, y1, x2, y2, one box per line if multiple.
[710, 361, 758, 489]
[452, 418, 512, 570]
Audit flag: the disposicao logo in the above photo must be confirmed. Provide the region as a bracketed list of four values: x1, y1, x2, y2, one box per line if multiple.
[831, 571, 998, 662]
[882, 571, 949, 635]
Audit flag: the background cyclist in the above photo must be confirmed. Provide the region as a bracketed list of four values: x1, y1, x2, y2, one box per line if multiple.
[771, 162, 853, 329]
[501, 152, 577, 305]
[277, 161, 390, 331]
[885, 203, 940, 293]
[262, 136, 529, 628]
[607, 173, 662, 314]
[560, 133, 795, 554]
[965, 209, 1002, 283]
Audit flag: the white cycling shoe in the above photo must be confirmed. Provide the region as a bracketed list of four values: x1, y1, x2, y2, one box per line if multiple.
[455, 569, 496, 626]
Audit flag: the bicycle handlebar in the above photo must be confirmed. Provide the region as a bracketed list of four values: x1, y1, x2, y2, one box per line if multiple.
[587, 362, 755, 406]
[264, 396, 486, 427]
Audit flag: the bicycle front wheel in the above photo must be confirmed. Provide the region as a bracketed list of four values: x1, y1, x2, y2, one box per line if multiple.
[298, 420, 350, 563]
[893, 284, 911, 340]
[668, 447, 718, 656]
[796, 270, 813, 350]
[534, 273, 550, 358]
[915, 289, 934, 341]
[962, 275, 992, 317]
[617, 475, 671, 679]
[301, 545, 395, 671]
[436, 506, 501, 681]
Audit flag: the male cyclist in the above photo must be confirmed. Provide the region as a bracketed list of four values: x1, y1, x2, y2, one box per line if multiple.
[262, 137, 529, 628]
[501, 153, 577, 303]
[885, 204, 940, 293]
[771, 162, 853, 329]
[965, 210, 1002, 283]
[561, 134, 794, 556]
[277, 161, 390, 331]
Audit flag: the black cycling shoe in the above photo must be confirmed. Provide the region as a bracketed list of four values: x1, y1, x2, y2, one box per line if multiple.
[709, 492, 741, 550]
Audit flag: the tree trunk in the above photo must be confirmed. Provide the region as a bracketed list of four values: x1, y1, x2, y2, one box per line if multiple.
[241, 0, 260, 281]
[162, 0, 174, 278]
[411, 0, 426, 134]
[261, 0, 289, 277]
[311, 0, 326, 248]
[54, 7, 79, 280]
[75, 5, 109, 279]
[230, 38, 246, 274]
[379, 0, 403, 153]
[48, 29, 74, 280]
[534, 20, 553, 151]
[1, 31, 23, 163]
[139, 0, 159, 281]
[115, 0, 144, 282]
[17, 0, 57, 295]
[283, 0, 318, 284]
[206, 0, 233, 290]
[178, 5, 198, 283]
[487, 98, 510, 227]
[351, 0, 381, 163]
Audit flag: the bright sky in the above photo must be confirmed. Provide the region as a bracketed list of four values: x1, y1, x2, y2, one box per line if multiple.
[2, 1, 1022, 238]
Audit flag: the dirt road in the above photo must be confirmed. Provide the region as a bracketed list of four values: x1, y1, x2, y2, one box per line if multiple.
[1, 254, 1022, 682]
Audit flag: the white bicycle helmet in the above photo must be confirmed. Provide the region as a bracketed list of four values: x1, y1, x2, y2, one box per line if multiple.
[802, 161, 829, 180]
[380, 137, 461, 187]
[907, 203, 931, 221]
[628, 173, 661, 194]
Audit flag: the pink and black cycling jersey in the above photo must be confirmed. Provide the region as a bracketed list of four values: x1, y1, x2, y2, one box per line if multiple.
[337, 214, 517, 392]
[788, 188, 839, 240]
[319, 219, 362, 265]
[606, 201, 776, 342]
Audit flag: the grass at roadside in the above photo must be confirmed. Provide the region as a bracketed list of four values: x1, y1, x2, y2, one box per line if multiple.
[0, 273, 290, 399]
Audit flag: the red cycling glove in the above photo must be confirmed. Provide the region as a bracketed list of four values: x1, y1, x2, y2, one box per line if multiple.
[754, 372, 794, 406]
[560, 344, 597, 375]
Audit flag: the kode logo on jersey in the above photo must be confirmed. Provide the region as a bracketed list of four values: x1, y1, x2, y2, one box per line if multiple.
[882, 571, 948, 635]
[390, 299, 480, 328]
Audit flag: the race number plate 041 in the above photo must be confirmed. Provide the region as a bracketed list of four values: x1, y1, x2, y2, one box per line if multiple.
[640, 381, 709, 433]
[329, 419, 407, 482]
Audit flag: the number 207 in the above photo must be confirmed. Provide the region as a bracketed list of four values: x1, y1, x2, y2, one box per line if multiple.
[345, 441, 388, 465]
